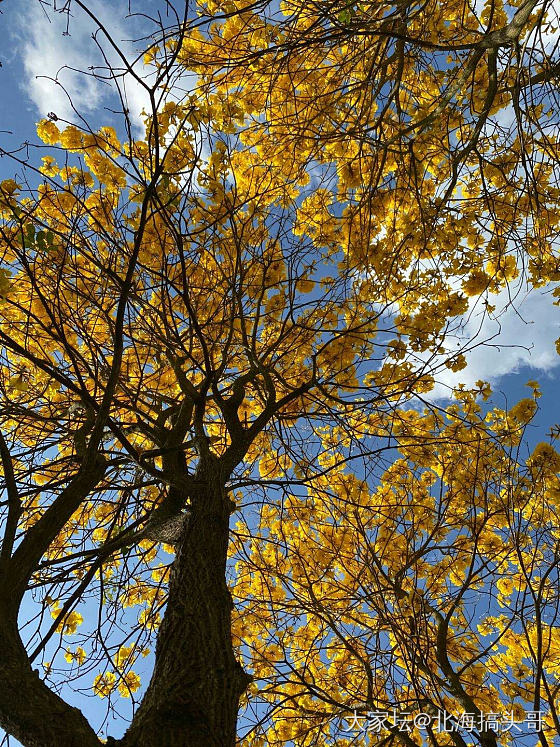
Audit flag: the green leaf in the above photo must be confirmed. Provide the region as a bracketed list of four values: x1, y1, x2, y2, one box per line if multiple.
[337, 5, 355, 24]
[24, 224, 35, 249]
[36, 230, 47, 251]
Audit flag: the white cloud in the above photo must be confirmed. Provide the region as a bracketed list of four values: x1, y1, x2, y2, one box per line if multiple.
[540, 0, 560, 51]
[16, 0, 151, 133]
[423, 283, 560, 401]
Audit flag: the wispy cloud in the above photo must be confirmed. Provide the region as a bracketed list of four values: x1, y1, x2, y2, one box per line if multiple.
[16, 0, 151, 133]
[424, 283, 560, 401]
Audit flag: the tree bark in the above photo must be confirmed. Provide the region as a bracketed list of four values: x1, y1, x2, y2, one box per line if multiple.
[0, 460, 107, 747]
[0, 609, 102, 747]
[120, 469, 250, 747]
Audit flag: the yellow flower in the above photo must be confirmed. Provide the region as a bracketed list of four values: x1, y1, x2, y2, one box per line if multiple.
[445, 353, 467, 372]
[138, 609, 161, 630]
[526, 379, 541, 398]
[96, 126, 121, 153]
[93, 671, 117, 698]
[59, 126, 90, 152]
[0, 179, 19, 195]
[114, 645, 133, 667]
[36, 119, 60, 145]
[65, 647, 87, 666]
[509, 398, 537, 425]
[496, 576, 513, 596]
[529, 442, 560, 476]
[118, 671, 141, 697]
[462, 270, 489, 296]
[39, 157, 59, 177]
[55, 610, 83, 635]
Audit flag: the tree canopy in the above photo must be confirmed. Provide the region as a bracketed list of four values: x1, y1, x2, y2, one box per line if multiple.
[0, 0, 560, 744]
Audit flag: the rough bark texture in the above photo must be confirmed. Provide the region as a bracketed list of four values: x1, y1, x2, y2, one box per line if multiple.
[0, 461, 107, 747]
[0, 454, 248, 746]
[120, 469, 249, 746]
[0, 603, 102, 747]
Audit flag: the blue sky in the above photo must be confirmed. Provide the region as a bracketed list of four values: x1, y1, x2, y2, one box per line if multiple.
[0, 0, 150, 159]
[0, 8, 157, 742]
[1, 1, 560, 745]
[2, 0, 560, 406]
[2, 0, 560, 402]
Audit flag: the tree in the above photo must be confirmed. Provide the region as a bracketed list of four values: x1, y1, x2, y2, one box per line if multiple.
[0, 0, 560, 744]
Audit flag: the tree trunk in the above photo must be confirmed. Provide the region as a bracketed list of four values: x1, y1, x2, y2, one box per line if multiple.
[0, 610, 102, 747]
[120, 472, 250, 747]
